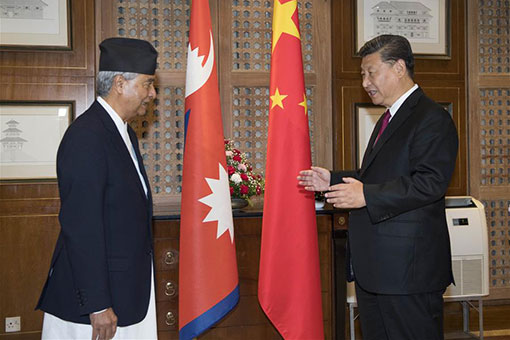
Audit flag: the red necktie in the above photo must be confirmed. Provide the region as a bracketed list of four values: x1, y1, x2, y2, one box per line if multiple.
[374, 109, 391, 146]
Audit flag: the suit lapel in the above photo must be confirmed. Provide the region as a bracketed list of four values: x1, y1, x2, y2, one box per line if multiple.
[128, 126, 153, 241]
[94, 102, 149, 202]
[360, 88, 424, 176]
[127, 126, 152, 205]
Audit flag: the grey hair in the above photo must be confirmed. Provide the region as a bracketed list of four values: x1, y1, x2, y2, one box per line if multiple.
[96, 71, 138, 97]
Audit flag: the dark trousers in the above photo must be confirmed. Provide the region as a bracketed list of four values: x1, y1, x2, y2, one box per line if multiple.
[355, 282, 445, 340]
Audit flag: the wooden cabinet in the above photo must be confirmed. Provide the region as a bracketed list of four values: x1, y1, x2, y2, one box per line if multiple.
[152, 218, 180, 338]
[152, 211, 348, 339]
[0, 194, 346, 340]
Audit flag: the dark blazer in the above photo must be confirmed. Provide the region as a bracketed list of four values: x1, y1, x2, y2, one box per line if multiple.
[36, 101, 154, 326]
[332, 87, 458, 295]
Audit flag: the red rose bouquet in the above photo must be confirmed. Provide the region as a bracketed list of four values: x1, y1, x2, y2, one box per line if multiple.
[224, 139, 265, 202]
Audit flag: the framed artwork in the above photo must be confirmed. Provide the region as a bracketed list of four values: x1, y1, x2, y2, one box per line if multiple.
[441, 102, 453, 117]
[0, 102, 72, 180]
[355, 105, 385, 167]
[355, 0, 450, 57]
[0, 0, 71, 49]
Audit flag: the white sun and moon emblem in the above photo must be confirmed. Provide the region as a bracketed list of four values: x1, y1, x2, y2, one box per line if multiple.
[198, 164, 235, 243]
[186, 30, 235, 243]
[185, 30, 215, 97]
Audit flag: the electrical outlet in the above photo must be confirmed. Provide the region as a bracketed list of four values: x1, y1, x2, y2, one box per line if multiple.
[5, 316, 21, 332]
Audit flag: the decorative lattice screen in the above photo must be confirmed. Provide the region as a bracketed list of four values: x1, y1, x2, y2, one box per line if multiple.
[478, 1, 510, 73]
[115, 0, 188, 197]
[479, 87, 510, 292]
[479, 88, 510, 186]
[230, 86, 315, 174]
[232, 86, 270, 171]
[472, 0, 510, 296]
[116, 0, 189, 71]
[484, 199, 510, 289]
[130, 86, 186, 195]
[231, 0, 314, 72]
[111, 0, 320, 201]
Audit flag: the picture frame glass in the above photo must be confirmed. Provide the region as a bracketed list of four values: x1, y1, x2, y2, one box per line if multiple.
[0, 0, 70, 48]
[356, 105, 385, 168]
[0, 103, 71, 180]
[356, 0, 448, 56]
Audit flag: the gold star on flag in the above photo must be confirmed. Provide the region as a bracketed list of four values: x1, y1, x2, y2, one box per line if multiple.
[270, 88, 288, 109]
[299, 94, 308, 115]
[272, 0, 300, 52]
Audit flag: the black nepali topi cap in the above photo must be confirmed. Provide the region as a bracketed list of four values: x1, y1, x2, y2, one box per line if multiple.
[99, 37, 158, 75]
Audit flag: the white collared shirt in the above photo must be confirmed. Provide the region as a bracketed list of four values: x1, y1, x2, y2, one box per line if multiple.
[97, 96, 148, 196]
[387, 84, 419, 122]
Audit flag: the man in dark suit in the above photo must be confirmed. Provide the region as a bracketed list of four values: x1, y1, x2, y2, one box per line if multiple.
[298, 35, 458, 339]
[37, 38, 158, 340]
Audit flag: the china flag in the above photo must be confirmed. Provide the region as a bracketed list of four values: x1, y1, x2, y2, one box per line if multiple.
[258, 0, 324, 338]
[179, 0, 239, 339]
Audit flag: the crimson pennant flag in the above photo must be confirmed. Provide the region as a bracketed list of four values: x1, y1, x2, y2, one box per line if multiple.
[258, 0, 324, 338]
[179, 0, 239, 338]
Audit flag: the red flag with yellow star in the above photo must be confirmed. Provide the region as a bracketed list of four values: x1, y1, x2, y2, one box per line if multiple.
[258, 0, 324, 338]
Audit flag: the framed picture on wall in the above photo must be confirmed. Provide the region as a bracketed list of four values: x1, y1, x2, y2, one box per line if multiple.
[0, 0, 71, 49]
[355, 104, 385, 168]
[355, 0, 450, 57]
[0, 102, 72, 180]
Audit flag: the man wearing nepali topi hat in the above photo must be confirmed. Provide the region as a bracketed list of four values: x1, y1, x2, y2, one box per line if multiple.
[37, 38, 159, 340]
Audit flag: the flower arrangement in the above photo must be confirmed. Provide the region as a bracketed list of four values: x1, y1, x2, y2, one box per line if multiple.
[314, 191, 326, 209]
[314, 191, 326, 202]
[224, 139, 264, 202]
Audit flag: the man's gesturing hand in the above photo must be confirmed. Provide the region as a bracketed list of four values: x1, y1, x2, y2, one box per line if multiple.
[297, 166, 331, 192]
[326, 177, 366, 209]
[90, 307, 117, 340]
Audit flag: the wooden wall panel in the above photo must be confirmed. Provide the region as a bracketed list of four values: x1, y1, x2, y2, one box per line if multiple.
[420, 85, 467, 196]
[331, 0, 467, 195]
[332, 0, 465, 80]
[0, 0, 96, 337]
[0, 0, 95, 78]
[0, 184, 60, 338]
[467, 0, 510, 300]
[0, 77, 95, 114]
[1, 0, 333, 337]
[332, 83, 364, 171]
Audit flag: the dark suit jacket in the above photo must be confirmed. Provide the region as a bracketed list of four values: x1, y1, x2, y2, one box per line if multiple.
[36, 101, 154, 326]
[332, 87, 458, 295]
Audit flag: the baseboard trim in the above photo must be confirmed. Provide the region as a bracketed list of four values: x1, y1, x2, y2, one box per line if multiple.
[472, 329, 510, 337]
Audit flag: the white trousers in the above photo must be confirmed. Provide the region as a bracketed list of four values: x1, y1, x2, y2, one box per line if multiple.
[42, 265, 157, 340]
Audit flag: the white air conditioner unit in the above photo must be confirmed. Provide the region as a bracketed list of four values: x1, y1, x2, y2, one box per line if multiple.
[444, 196, 489, 299]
